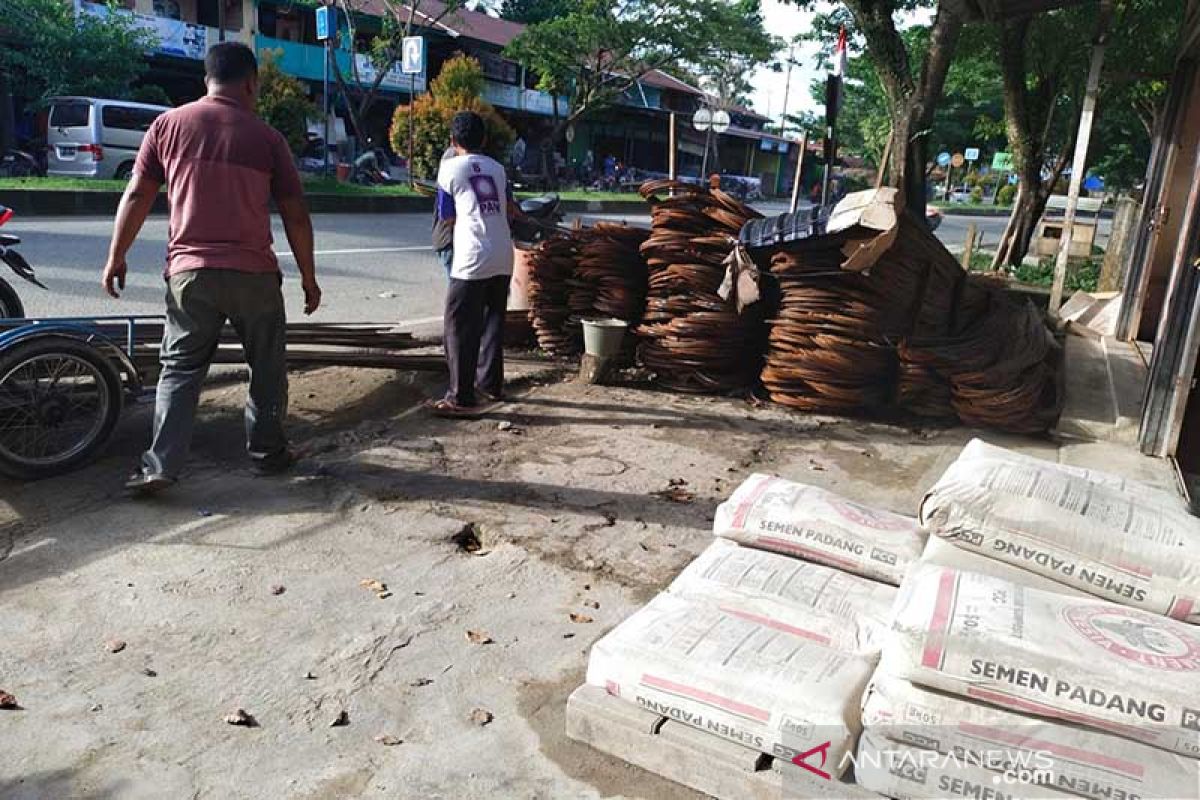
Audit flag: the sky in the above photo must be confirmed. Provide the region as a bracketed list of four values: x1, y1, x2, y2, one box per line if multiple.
[748, 1, 829, 126]
[747, 2, 935, 129]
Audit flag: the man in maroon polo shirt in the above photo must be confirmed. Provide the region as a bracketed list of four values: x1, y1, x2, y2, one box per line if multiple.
[102, 42, 321, 494]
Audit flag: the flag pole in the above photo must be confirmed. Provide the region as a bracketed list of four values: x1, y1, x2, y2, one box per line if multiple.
[821, 27, 847, 208]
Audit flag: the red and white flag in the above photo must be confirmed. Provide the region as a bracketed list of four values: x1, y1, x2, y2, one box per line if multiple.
[832, 26, 848, 78]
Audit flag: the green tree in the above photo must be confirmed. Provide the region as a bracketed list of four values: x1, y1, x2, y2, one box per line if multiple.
[990, 0, 1182, 267]
[257, 51, 316, 156]
[789, 0, 964, 217]
[499, 0, 573, 24]
[506, 0, 776, 186]
[329, 0, 465, 152]
[389, 54, 515, 180]
[0, 0, 156, 103]
[127, 84, 174, 107]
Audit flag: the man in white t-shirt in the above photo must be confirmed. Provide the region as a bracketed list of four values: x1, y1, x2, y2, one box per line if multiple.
[428, 111, 514, 416]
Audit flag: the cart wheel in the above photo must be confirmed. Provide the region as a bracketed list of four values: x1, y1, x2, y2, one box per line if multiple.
[0, 277, 23, 318]
[0, 336, 123, 480]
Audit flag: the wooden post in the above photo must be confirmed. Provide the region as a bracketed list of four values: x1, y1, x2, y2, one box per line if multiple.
[789, 133, 808, 214]
[1099, 196, 1140, 292]
[1050, 2, 1112, 315]
[961, 223, 978, 270]
[668, 113, 677, 181]
[875, 131, 893, 190]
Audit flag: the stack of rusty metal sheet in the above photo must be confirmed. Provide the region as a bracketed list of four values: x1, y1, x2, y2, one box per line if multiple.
[527, 223, 650, 357]
[636, 179, 763, 393]
[571, 223, 651, 324]
[758, 190, 1060, 432]
[527, 234, 581, 357]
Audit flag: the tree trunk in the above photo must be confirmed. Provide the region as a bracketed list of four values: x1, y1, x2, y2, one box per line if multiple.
[1004, 182, 1051, 266]
[849, 2, 962, 220]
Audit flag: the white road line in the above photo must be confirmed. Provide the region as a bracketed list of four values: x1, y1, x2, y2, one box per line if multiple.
[276, 246, 433, 257]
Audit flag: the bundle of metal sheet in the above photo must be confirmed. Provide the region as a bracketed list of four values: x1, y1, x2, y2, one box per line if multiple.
[758, 191, 1060, 432]
[636, 179, 763, 393]
[526, 234, 581, 357]
[571, 223, 651, 323]
[527, 223, 649, 357]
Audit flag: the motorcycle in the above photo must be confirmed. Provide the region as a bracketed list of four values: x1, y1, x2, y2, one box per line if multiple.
[512, 193, 563, 243]
[0, 205, 47, 318]
[0, 142, 46, 178]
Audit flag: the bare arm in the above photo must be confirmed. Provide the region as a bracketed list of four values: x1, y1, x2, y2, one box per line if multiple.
[276, 194, 321, 315]
[102, 174, 160, 298]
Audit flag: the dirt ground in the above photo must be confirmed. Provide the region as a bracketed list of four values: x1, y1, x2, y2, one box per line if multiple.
[0, 359, 1177, 800]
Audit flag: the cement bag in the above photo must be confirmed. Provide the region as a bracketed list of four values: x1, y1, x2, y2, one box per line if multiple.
[586, 591, 875, 773]
[667, 539, 897, 655]
[920, 536, 1091, 599]
[884, 565, 1200, 759]
[714, 473, 926, 585]
[955, 438, 1185, 509]
[862, 672, 1200, 800]
[920, 441, 1200, 622]
[854, 728, 1079, 800]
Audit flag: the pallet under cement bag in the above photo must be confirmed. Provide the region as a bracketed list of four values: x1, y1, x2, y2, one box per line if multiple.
[920, 440, 1200, 621]
[884, 565, 1200, 758]
[714, 473, 926, 585]
[667, 539, 898, 655]
[586, 591, 875, 774]
[854, 728, 1080, 800]
[919, 536, 1091, 599]
[862, 671, 1200, 800]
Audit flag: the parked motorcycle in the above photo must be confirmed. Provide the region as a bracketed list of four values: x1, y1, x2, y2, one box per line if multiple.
[0, 143, 46, 178]
[0, 205, 47, 318]
[512, 193, 563, 243]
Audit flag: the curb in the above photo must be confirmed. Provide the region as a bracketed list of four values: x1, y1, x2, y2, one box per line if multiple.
[0, 189, 655, 217]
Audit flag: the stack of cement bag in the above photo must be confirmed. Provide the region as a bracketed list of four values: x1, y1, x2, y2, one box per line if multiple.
[585, 473, 928, 796]
[855, 439, 1200, 799]
[920, 438, 1200, 621]
[859, 565, 1200, 799]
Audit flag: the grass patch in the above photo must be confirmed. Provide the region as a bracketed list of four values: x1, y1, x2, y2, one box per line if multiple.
[0, 176, 132, 192]
[1013, 257, 1100, 292]
[516, 189, 645, 202]
[299, 177, 419, 196]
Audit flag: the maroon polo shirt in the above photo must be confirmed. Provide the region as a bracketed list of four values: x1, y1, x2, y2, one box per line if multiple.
[134, 95, 303, 276]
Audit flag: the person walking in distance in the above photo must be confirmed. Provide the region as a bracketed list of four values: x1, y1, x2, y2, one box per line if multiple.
[428, 111, 513, 416]
[102, 42, 321, 493]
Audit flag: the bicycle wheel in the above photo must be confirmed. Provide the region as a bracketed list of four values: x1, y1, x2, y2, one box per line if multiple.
[0, 336, 123, 480]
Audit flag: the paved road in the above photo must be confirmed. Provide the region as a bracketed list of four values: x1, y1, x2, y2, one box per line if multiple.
[4, 208, 1107, 324]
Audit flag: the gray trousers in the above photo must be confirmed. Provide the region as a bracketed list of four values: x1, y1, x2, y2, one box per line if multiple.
[143, 270, 288, 478]
[443, 274, 509, 406]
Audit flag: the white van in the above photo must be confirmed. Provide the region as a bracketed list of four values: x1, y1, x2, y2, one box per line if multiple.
[47, 97, 172, 180]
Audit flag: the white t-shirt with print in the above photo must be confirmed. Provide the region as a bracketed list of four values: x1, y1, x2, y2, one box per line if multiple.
[435, 154, 513, 280]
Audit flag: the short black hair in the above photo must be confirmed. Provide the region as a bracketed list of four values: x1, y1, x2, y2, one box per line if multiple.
[206, 42, 258, 84]
[450, 111, 486, 152]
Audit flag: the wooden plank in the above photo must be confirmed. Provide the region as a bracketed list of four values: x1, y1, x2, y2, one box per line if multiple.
[564, 684, 879, 800]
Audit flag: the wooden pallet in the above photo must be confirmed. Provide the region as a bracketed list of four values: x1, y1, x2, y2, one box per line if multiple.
[565, 684, 878, 800]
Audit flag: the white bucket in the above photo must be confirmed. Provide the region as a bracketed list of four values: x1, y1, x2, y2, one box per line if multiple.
[581, 318, 627, 358]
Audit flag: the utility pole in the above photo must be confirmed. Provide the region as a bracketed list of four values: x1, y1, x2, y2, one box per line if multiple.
[217, 0, 226, 43]
[778, 42, 795, 135]
[1049, 1, 1112, 315]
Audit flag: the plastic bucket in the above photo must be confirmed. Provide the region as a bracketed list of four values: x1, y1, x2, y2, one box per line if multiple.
[581, 318, 628, 358]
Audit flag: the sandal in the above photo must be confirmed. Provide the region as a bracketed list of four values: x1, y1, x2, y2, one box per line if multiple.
[425, 398, 484, 418]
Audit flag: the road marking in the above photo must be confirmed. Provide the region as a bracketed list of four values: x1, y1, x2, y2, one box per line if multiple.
[276, 246, 433, 257]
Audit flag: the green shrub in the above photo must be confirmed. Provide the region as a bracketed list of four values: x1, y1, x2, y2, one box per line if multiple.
[997, 183, 1016, 205]
[970, 186, 983, 204]
[389, 54, 514, 180]
[1013, 257, 1100, 292]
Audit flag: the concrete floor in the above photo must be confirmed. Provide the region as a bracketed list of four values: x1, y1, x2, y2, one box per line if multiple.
[0, 331, 1176, 798]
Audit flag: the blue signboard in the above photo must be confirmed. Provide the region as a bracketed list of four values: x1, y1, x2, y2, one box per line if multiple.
[937, 151, 951, 167]
[315, 6, 332, 41]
